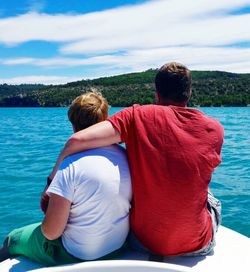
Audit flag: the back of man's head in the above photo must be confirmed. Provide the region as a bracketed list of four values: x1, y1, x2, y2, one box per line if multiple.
[155, 62, 192, 104]
[68, 91, 108, 132]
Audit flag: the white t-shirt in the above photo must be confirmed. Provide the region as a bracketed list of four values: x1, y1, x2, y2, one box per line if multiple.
[46, 144, 132, 260]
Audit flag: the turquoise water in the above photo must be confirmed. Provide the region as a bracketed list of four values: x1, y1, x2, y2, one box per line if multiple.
[0, 107, 249, 243]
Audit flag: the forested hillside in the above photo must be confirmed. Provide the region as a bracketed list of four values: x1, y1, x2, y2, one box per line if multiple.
[0, 70, 249, 107]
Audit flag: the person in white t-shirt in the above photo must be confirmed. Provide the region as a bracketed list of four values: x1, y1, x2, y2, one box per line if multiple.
[0, 92, 132, 265]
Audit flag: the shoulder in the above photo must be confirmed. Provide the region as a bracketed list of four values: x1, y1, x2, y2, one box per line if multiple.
[63, 146, 127, 165]
[110, 104, 158, 118]
[133, 104, 159, 113]
[58, 151, 98, 171]
[206, 115, 224, 132]
[187, 108, 223, 129]
[196, 111, 224, 141]
[95, 145, 128, 162]
[131, 104, 170, 118]
[209, 117, 224, 141]
[133, 105, 175, 122]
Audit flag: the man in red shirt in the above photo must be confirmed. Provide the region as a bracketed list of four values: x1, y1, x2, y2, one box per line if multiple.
[48, 62, 223, 256]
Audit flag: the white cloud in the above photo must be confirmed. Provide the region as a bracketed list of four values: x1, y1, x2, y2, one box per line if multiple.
[0, 75, 83, 85]
[0, 0, 250, 49]
[0, 0, 250, 75]
[2, 58, 35, 65]
[2, 44, 250, 85]
[0, 66, 131, 84]
[2, 46, 250, 73]
[1, 56, 117, 67]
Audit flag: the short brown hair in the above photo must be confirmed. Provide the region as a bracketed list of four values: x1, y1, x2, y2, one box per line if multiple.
[68, 92, 109, 132]
[155, 62, 192, 103]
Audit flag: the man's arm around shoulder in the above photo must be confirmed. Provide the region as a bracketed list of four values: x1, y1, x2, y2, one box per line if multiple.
[50, 121, 121, 179]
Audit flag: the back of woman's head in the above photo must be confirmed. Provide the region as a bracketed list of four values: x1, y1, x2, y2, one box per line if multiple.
[68, 91, 109, 132]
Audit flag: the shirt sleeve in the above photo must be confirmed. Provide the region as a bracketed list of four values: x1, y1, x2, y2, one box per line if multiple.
[46, 158, 74, 203]
[215, 121, 224, 157]
[107, 105, 135, 142]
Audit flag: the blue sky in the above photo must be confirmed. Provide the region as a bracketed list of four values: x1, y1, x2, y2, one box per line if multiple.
[0, 0, 146, 17]
[0, 0, 250, 84]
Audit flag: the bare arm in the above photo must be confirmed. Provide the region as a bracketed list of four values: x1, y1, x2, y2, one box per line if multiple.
[41, 193, 71, 240]
[49, 121, 121, 180]
[40, 185, 50, 214]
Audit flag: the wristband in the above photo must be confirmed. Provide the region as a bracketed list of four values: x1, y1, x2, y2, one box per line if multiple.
[47, 176, 52, 186]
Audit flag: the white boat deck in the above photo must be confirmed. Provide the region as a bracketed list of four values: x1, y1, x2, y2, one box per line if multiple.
[0, 226, 249, 272]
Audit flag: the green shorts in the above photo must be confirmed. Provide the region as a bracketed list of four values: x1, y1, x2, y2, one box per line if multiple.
[8, 223, 81, 266]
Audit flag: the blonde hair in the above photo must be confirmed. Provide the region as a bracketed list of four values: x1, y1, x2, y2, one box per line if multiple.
[68, 92, 109, 132]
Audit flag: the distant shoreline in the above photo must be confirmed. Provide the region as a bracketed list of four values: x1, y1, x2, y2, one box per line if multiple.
[1, 105, 249, 108]
[1, 69, 250, 107]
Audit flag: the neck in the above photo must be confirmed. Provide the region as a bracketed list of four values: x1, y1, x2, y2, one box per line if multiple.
[157, 99, 187, 107]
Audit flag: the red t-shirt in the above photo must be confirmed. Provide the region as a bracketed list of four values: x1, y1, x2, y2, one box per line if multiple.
[108, 104, 223, 255]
